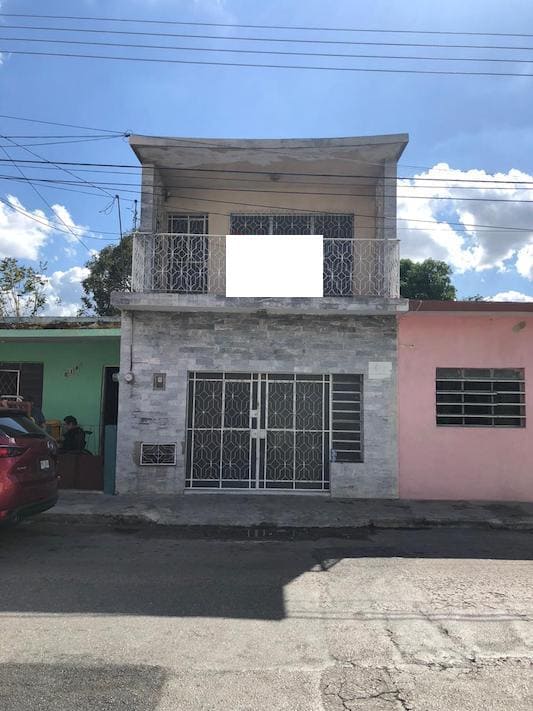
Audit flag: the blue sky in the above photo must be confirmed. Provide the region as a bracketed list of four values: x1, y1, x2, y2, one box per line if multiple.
[1, 0, 533, 311]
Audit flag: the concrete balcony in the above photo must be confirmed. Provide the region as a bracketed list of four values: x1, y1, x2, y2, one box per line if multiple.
[112, 233, 408, 315]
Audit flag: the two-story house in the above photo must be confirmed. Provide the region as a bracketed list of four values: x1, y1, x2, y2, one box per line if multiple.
[112, 134, 409, 497]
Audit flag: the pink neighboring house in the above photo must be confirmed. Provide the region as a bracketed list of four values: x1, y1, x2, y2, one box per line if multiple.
[399, 301, 533, 502]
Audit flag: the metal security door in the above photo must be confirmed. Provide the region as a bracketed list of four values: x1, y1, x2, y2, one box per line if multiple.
[186, 372, 330, 490]
[186, 372, 257, 489]
[259, 374, 330, 490]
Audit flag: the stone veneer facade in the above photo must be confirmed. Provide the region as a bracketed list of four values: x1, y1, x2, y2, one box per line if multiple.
[115, 310, 399, 498]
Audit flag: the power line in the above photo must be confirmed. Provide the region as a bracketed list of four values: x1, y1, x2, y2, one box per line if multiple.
[0, 134, 115, 201]
[1, 133, 126, 139]
[0, 144, 92, 252]
[143, 192, 533, 233]
[2, 22, 533, 51]
[4, 164, 530, 191]
[0, 140, 119, 247]
[0, 131, 529, 181]
[1, 12, 532, 39]
[3, 183, 528, 240]
[1, 157, 533, 186]
[0, 134, 126, 148]
[0, 175, 109, 198]
[2, 171, 531, 236]
[0, 113, 127, 134]
[0, 194, 116, 241]
[1, 175, 528, 236]
[5, 48, 533, 77]
[1, 178, 520, 238]
[3, 34, 533, 65]
[134, 191, 533, 234]
[3, 173, 533, 204]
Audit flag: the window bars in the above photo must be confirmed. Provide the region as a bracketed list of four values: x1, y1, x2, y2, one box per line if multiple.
[436, 368, 526, 428]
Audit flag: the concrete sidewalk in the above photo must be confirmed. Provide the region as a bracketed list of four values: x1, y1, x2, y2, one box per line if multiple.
[42, 491, 533, 536]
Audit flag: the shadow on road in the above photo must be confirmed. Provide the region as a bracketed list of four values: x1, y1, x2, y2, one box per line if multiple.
[0, 521, 531, 620]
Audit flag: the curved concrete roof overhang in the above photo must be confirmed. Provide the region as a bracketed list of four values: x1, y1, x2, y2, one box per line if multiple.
[128, 134, 409, 188]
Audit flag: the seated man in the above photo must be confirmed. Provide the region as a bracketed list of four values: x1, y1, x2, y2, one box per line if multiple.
[60, 415, 86, 452]
[26, 395, 46, 427]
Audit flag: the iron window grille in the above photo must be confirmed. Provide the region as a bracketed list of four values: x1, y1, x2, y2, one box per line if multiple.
[331, 374, 363, 462]
[0, 369, 20, 397]
[167, 214, 209, 235]
[0, 363, 44, 405]
[436, 368, 526, 428]
[140, 443, 177, 466]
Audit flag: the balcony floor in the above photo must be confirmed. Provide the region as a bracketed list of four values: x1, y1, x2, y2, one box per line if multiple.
[112, 291, 409, 316]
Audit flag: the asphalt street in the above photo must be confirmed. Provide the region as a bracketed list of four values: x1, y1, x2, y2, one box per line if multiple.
[0, 520, 532, 710]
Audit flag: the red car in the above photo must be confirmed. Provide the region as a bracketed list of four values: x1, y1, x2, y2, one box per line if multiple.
[0, 409, 58, 525]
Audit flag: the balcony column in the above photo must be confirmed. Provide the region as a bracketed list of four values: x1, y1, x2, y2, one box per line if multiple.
[140, 164, 165, 232]
[138, 165, 165, 292]
[375, 160, 398, 297]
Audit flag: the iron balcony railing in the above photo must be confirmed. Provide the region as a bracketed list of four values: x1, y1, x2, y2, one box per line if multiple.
[131, 233, 400, 298]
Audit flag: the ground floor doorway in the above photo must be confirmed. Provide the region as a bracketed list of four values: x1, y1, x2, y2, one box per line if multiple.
[185, 371, 362, 491]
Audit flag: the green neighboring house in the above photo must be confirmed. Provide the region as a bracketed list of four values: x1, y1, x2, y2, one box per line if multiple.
[0, 318, 120, 480]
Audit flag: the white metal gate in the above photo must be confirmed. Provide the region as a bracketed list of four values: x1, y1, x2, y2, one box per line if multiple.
[186, 372, 331, 490]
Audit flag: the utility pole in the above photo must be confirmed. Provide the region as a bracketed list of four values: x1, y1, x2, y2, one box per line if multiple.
[115, 194, 123, 242]
[132, 199, 138, 232]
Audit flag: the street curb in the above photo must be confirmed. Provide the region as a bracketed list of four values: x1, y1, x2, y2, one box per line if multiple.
[41, 511, 533, 538]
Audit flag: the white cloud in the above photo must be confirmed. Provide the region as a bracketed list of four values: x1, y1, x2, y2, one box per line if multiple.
[516, 243, 533, 281]
[51, 204, 88, 244]
[398, 164, 533, 278]
[43, 266, 90, 316]
[486, 290, 533, 302]
[0, 195, 87, 260]
[0, 196, 53, 260]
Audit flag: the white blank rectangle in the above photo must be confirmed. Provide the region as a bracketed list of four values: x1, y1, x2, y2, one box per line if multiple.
[225, 235, 323, 297]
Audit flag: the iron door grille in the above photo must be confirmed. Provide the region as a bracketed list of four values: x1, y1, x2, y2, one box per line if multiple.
[163, 214, 209, 293]
[186, 372, 256, 489]
[261, 373, 330, 490]
[436, 368, 526, 427]
[185, 371, 364, 490]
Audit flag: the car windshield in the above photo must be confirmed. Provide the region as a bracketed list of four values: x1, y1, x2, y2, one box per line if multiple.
[0, 413, 47, 439]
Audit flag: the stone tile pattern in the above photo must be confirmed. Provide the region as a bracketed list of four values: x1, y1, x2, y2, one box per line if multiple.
[115, 312, 398, 498]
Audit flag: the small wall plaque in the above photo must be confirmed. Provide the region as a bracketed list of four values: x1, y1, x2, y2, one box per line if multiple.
[368, 362, 392, 380]
[153, 373, 166, 391]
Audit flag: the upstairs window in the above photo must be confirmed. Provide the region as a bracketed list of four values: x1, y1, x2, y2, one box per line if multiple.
[163, 214, 209, 293]
[229, 213, 354, 296]
[436, 368, 525, 428]
[167, 214, 208, 234]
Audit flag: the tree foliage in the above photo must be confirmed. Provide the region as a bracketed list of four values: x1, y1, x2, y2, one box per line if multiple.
[81, 235, 132, 316]
[0, 257, 47, 317]
[400, 258, 457, 300]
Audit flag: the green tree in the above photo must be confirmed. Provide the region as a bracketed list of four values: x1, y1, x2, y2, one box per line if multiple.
[81, 235, 132, 316]
[400, 258, 457, 300]
[0, 257, 47, 317]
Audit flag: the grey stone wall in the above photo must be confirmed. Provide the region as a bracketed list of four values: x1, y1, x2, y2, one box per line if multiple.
[115, 312, 399, 498]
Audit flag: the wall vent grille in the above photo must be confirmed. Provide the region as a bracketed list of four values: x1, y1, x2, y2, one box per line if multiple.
[140, 443, 177, 466]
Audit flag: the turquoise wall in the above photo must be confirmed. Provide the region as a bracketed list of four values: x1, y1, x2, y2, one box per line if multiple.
[0, 332, 120, 453]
